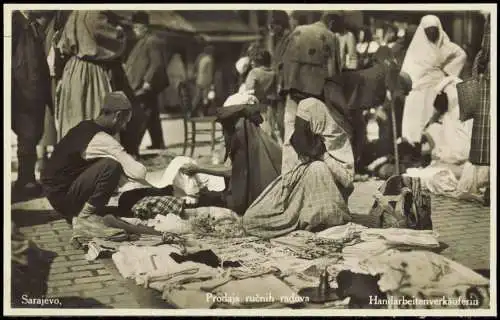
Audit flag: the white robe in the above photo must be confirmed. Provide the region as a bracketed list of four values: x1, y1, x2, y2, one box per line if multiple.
[401, 15, 466, 144]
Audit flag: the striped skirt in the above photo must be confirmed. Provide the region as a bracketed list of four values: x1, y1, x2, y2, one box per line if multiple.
[55, 56, 112, 141]
[469, 78, 490, 165]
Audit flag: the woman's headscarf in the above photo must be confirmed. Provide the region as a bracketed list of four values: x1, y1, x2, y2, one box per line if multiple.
[296, 99, 331, 137]
[401, 15, 452, 88]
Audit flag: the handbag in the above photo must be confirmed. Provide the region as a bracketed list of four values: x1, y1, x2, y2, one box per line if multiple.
[456, 76, 481, 122]
[368, 175, 432, 230]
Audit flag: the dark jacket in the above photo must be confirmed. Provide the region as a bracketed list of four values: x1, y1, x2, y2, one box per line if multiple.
[217, 104, 282, 215]
[12, 11, 51, 111]
[41, 121, 104, 196]
[125, 32, 170, 95]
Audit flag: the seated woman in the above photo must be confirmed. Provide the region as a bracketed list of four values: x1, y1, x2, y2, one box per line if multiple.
[242, 94, 354, 239]
[179, 93, 282, 216]
[116, 93, 282, 221]
[422, 76, 474, 176]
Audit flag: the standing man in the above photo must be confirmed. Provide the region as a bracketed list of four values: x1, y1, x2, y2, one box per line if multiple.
[125, 11, 170, 150]
[280, 12, 342, 175]
[191, 45, 215, 116]
[12, 10, 52, 198]
[41, 92, 150, 235]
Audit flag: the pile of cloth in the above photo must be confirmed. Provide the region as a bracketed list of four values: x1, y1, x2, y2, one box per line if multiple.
[103, 216, 489, 309]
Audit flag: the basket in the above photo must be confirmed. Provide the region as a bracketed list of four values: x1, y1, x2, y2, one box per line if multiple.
[457, 76, 480, 122]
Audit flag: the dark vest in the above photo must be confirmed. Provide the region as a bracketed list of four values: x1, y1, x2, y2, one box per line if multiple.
[41, 121, 105, 195]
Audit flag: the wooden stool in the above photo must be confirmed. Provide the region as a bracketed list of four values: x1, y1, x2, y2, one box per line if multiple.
[178, 81, 219, 157]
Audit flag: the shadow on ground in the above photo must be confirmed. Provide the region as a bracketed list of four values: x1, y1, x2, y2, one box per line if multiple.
[11, 246, 57, 308]
[11, 209, 64, 228]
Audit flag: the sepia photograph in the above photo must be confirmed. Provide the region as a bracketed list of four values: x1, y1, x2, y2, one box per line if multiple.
[4, 3, 497, 317]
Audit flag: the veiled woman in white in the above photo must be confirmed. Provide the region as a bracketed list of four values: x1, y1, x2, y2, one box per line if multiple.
[401, 15, 466, 146]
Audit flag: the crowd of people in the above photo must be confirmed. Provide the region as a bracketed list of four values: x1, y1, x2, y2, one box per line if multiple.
[12, 10, 491, 242]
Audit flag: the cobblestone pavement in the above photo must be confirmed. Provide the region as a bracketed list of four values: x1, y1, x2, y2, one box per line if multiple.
[8, 120, 492, 308]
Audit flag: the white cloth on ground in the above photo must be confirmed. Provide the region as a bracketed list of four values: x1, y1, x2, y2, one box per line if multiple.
[406, 167, 460, 195]
[316, 222, 368, 241]
[359, 228, 440, 248]
[112, 245, 187, 280]
[147, 214, 192, 234]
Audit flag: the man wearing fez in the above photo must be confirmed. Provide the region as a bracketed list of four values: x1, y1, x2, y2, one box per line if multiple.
[41, 92, 151, 231]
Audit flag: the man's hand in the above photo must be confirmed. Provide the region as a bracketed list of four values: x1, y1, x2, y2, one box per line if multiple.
[142, 82, 152, 92]
[179, 163, 199, 176]
[134, 82, 152, 98]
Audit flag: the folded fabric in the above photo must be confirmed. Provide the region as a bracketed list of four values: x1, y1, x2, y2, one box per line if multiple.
[150, 270, 218, 292]
[144, 156, 197, 189]
[406, 167, 459, 195]
[131, 196, 184, 220]
[283, 273, 320, 292]
[359, 228, 440, 248]
[197, 173, 226, 192]
[112, 245, 183, 280]
[341, 240, 392, 268]
[180, 235, 262, 259]
[270, 231, 356, 260]
[148, 214, 192, 234]
[136, 266, 215, 289]
[103, 214, 162, 236]
[316, 222, 368, 241]
[86, 235, 167, 254]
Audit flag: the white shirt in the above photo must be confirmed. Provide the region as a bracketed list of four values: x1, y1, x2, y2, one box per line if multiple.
[82, 132, 147, 182]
